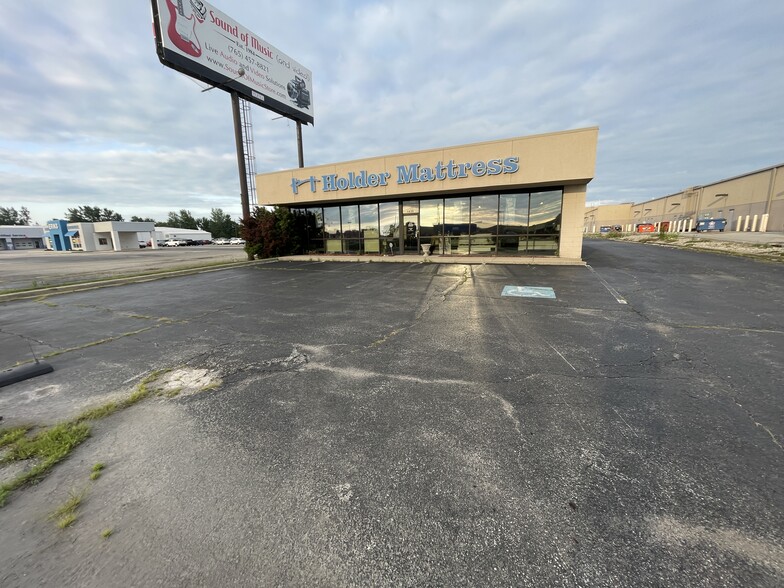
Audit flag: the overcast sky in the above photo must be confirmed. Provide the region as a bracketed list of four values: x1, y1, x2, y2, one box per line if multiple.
[1, 0, 782, 225]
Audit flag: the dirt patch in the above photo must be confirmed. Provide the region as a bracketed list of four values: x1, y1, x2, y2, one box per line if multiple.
[148, 368, 222, 398]
[601, 234, 784, 261]
[650, 515, 784, 575]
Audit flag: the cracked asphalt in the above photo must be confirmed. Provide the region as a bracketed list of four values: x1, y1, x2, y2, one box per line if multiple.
[0, 239, 782, 587]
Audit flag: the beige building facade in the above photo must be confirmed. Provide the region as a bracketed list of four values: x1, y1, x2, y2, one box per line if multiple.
[256, 127, 599, 262]
[585, 163, 784, 233]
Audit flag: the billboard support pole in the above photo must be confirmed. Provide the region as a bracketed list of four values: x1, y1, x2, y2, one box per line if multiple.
[296, 121, 304, 168]
[231, 91, 253, 260]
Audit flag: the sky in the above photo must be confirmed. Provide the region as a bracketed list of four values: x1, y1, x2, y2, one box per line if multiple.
[1, 0, 783, 225]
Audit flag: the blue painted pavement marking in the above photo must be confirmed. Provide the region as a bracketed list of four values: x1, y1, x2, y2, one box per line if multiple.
[501, 285, 556, 299]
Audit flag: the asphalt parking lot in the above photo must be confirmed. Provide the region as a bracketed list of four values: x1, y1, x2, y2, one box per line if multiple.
[0, 246, 248, 293]
[0, 240, 782, 586]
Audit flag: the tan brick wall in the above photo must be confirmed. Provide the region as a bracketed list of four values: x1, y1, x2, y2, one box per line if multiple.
[561, 185, 588, 259]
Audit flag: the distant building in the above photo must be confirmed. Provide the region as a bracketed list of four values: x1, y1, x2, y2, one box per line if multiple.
[151, 227, 213, 243]
[0, 225, 45, 250]
[585, 163, 784, 233]
[44, 220, 157, 251]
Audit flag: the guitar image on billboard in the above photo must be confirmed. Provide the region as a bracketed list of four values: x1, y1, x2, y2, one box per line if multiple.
[165, 0, 207, 57]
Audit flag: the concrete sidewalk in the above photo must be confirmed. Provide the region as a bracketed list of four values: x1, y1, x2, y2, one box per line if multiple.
[279, 253, 585, 265]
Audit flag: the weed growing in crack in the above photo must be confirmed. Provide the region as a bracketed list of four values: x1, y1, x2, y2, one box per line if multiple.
[49, 488, 86, 529]
[0, 421, 92, 506]
[90, 462, 106, 480]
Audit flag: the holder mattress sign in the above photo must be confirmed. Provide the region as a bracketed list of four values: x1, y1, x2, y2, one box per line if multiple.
[291, 156, 520, 194]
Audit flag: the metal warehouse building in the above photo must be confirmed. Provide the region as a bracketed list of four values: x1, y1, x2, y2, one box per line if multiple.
[585, 163, 784, 234]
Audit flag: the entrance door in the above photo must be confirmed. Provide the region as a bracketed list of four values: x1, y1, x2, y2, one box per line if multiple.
[402, 213, 419, 254]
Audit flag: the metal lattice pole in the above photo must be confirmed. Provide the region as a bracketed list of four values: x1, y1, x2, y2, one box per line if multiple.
[239, 98, 258, 208]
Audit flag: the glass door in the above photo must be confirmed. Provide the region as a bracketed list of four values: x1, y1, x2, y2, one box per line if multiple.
[401, 200, 419, 254]
[402, 213, 419, 253]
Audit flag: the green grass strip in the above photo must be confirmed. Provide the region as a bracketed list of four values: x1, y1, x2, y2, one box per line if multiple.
[0, 422, 91, 506]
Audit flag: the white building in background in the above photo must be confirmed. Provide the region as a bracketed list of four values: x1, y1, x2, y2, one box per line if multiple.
[0, 225, 46, 250]
[149, 227, 213, 243]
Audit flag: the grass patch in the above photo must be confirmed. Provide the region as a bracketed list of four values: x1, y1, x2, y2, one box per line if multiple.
[1, 422, 91, 464]
[101, 528, 113, 539]
[0, 426, 31, 448]
[0, 368, 175, 506]
[49, 488, 85, 529]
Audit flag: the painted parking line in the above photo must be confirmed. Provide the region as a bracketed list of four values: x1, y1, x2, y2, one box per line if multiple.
[585, 265, 628, 304]
[502, 285, 556, 299]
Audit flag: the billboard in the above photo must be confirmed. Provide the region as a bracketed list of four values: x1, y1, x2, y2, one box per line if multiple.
[151, 0, 313, 125]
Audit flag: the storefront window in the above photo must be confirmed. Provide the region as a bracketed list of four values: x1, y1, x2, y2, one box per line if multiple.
[286, 188, 562, 258]
[444, 197, 470, 235]
[341, 205, 359, 238]
[526, 189, 561, 255]
[419, 199, 442, 237]
[441, 196, 469, 255]
[379, 202, 399, 238]
[323, 207, 341, 238]
[498, 193, 529, 255]
[471, 195, 498, 234]
[360, 204, 380, 254]
[323, 206, 342, 252]
[307, 207, 324, 237]
[340, 205, 359, 253]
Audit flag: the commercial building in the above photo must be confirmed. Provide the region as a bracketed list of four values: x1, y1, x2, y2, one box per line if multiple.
[256, 128, 599, 262]
[44, 220, 157, 251]
[0, 225, 45, 250]
[585, 163, 784, 233]
[152, 227, 213, 243]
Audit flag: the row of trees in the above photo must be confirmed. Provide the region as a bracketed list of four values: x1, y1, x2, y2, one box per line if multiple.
[0, 207, 32, 225]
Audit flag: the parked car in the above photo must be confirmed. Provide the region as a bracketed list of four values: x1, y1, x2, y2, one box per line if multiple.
[229, 237, 246, 245]
[213, 238, 229, 245]
[164, 239, 187, 247]
[138, 240, 147, 248]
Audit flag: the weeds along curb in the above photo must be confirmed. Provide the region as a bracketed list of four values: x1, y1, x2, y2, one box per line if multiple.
[0, 369, 168, 507]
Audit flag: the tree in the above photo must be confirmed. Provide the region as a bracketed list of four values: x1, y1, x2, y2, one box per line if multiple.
[199, 208, 239, 238]
[0, 206, 32, 225]
[66, 206, 123, 222]
[165, 209, 198, 229]
[242, 206, 301, 259]
[130, 215, 156, 223]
